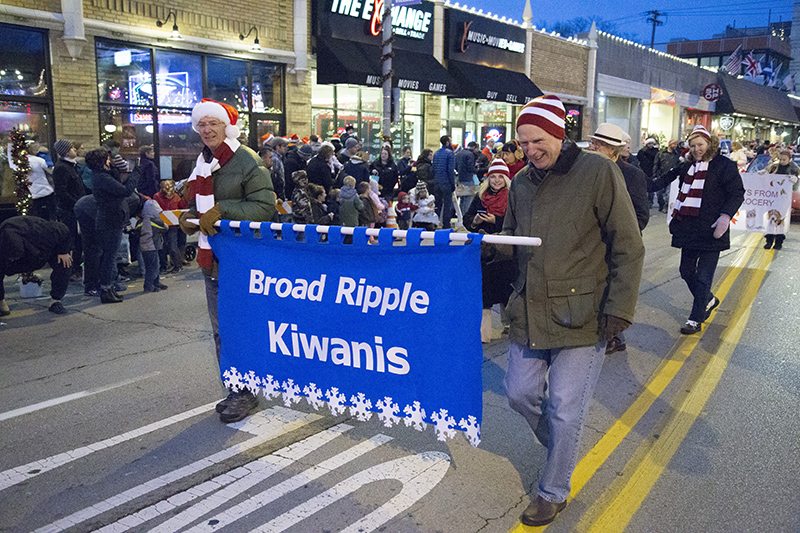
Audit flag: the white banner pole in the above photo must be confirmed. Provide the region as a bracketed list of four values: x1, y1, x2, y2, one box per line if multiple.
[187, 220, 542, 247]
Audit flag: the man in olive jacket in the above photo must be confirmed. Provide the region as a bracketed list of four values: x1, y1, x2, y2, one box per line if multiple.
[500, 96, 645, 527]
[179, 99, 275, 424]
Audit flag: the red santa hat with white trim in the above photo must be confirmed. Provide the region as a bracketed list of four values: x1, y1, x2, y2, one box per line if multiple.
[487, 157, 510, 178]
[516, 95, 566, 140]
[191, 98, 240, 140]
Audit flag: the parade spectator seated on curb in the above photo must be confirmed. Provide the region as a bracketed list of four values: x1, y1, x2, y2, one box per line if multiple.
[648, 125, 744, 336]
[498, 95, 644, 527]
[178, 98, 275, 425]
[0, 216, 73, 316]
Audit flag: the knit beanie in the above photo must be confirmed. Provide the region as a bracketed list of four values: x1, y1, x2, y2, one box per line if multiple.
[516, 95, 566, 140]
[191, 98, 240, 139]
[345, 137, 359, 150]
[487, 158, 510, 179]
[687, 125, 711, 142]
[415, 180, 428, 194]
[53, 139, 73, 158]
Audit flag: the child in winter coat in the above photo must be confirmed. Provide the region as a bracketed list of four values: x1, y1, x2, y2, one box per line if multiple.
[368, 179, 388, 227]
[338, 176, 364, 228]
[291, 170, 312, 224]
[412, 182, 438, 231]
[358, 181, 378, 228]
[327, 188, 341, 225]
[138, 199, 168, 292]
[154, 179, 187, 273]
[394, 191, 416, 230]
[308, 183, 334, 225]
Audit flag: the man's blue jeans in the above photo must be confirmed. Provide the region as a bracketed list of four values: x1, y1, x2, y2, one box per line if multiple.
[504, 341, 606, 503]
[679, 248, 720, 323]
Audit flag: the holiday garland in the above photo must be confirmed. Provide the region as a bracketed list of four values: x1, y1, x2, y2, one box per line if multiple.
[10, 128, 31, 216]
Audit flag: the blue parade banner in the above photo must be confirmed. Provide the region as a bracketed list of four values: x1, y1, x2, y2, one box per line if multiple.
[211, 222, 485, 445]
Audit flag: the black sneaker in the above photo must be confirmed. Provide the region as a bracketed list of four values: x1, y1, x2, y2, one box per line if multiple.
[704, 296, 720, 320]
[219, 391, 259, 423]
[216, 391, 237, 413]
[48, 301, 67, 314]
[680, 320, 701, 335]
[84, 288, 101, 297]
[156, 283, 168, 290]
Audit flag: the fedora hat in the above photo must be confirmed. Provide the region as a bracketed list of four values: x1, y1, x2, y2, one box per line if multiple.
[591, 123, 626, 147]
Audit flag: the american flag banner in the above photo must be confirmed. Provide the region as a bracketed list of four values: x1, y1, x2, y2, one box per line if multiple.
[725, 45, 742, 75]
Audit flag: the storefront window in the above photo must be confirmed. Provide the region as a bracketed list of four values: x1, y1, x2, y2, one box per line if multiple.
[642, 99, 677, 141]
[251, 63, 283, 113]
[206, 57, 249, 112]
[360, 112, 383, 154]
[96, 39, 285, 174]
[97, 42, 152, 106]
[337, 86, 360, 111]
[154, 51, 202, 109]
[360, 88, 381, 113]
[449, 99, 467, 121]
[1, 101, 52, 206]
[1, 24, 53, 209]
[0, 26, 49, 97]
[312, 78, 335, 108]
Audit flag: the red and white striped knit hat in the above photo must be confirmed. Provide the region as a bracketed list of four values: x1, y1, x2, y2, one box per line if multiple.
[191, 99, 240, 140]
[487, 158, 510, 178]
[516, 95, 566, 140]
[687, 125, 711, 142]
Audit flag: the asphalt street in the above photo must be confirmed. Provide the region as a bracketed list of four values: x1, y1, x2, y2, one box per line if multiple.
[1, 211, 799, 532]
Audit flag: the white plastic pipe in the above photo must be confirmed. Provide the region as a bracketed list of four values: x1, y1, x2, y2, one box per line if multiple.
[188, 220, 542, 246]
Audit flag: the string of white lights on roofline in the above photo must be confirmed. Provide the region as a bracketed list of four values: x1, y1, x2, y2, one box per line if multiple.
[441, 0, 736, 72]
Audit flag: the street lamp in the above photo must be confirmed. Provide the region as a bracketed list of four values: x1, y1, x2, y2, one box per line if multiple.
[240, 27, 262, 53]
[156, 11, 183, 41]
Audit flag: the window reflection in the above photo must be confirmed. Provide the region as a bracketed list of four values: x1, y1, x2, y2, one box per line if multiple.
[0, 26, 48, 97]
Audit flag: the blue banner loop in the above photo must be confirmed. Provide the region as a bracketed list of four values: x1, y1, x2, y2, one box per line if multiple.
[210, 223, 485, 446]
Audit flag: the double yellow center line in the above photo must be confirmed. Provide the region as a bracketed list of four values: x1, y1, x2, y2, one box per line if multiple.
[511, 233, 772, 531]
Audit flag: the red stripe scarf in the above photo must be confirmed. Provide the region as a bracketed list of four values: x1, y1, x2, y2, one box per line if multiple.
[673, 160, 708, 219]
[188, 138, 239, 269]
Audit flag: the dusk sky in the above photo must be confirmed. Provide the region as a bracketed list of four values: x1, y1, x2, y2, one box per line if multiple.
[453, 0, 794, 45]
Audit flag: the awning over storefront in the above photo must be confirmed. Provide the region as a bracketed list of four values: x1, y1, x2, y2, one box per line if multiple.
[447, 61, 543, 105]
[316, 39, 452, 95]
[716, 75, 799, 124]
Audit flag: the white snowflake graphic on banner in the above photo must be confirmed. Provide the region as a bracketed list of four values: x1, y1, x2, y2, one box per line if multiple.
[260, 375, 281, 400]
[376, 396, 400, 427]
[222, 367, 243, 392]
[303, 383, 325, 410]
[459, 415, 481, 447]
[349, 393, 373, 421]
[431, 409, 457, 441]
[243, 371, 261, 395]
[326, 387, 347, 416]
[281, 379, 301, 406]
[221, 367, 480, 445]
[403, 401, 427, 431]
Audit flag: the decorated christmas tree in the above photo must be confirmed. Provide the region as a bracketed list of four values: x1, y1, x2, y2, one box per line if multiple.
[9, 128, 31, 216]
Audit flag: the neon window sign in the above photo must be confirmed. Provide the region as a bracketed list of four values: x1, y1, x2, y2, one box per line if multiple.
[128, 72, 195, 124]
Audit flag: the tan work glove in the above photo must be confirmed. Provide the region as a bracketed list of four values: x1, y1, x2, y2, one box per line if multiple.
[178, 211, 199, 236]
[199, 203, 222, 236]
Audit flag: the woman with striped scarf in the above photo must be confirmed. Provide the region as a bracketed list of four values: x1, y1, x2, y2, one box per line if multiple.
[649, 125, 744, 335]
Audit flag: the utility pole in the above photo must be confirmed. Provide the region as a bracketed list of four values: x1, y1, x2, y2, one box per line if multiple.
[646, 10, 664, 49]
[381, 0, 393, 140]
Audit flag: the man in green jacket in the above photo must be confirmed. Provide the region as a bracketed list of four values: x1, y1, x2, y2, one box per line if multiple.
[179, 99, 275, 424]
[501, 96, 645, 526]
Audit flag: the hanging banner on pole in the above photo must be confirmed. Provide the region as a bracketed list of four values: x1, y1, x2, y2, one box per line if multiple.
[667, 173, 793, 234]
[211, 223, 485, 445]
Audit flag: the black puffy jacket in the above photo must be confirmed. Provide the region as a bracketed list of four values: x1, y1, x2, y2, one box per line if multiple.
[0, 216, 71, 275]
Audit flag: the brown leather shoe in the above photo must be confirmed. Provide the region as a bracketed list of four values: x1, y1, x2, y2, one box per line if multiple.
[520, 495, 567, 527]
